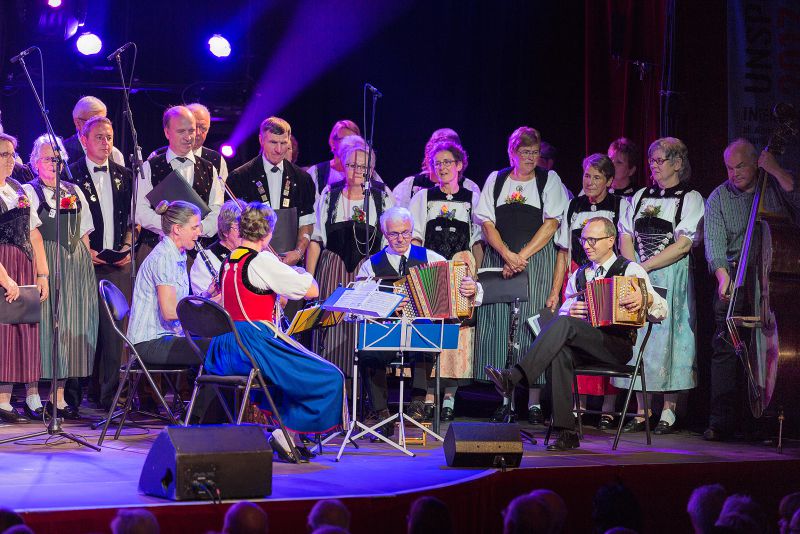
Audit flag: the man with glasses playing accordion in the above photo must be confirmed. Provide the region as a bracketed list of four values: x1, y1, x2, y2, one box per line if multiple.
[485, 216, 667, 451]
[356, 206, 482, 435]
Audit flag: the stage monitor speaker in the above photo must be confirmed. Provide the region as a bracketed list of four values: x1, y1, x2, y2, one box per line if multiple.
[443, 422, 523, 468]
[139, 425, 272, 501]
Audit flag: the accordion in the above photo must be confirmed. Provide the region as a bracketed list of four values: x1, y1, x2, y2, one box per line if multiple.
[393, 261, 474, 319]
[584, 276, 648, 328]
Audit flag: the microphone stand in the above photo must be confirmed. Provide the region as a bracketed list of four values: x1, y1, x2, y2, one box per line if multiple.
[111, 44, 143, 282]
[0, 50, 100, 450]
[361, 83, 381, 261]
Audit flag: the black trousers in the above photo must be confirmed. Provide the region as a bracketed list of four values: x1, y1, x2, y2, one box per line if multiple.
[66, 263, 133, 409]
[709, 294, 748, 432]
[360, 351, 433, 412]
[514, 316, 631, 430]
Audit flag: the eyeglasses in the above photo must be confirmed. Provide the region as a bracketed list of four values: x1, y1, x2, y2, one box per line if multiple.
[345, 163, 369, 173]
[0, 152, 15, 160]
[39, 157, 60, 164]
[433, 159, 457, 169]
[648, 157, 671, 166]
[386, 230, 412, 240]
[518, 149, 540, 158]
[579, 235, 614, 247]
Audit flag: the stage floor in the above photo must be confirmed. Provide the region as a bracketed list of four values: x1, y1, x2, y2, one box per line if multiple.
[2, 407, 797, 515]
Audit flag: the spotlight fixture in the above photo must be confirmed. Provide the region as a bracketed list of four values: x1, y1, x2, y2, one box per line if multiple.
[76, 32, 102, 55]
[47, 0, 62, 8]
[208, 34, 231, 58]
[220, 144, 234, 158]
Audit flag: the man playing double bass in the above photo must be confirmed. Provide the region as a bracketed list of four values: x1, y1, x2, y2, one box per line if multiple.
[703, 138, 800, 441]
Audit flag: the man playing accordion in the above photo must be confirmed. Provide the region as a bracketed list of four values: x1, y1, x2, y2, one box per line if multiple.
[357, 206, 481, 433]
[485, 216, 667, 451]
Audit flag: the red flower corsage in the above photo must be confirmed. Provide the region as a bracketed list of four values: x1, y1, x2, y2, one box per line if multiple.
[60, 194, 78, 210]
[17, 195, 30, 209]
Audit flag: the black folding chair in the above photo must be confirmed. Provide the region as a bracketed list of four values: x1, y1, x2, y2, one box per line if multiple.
[176, 296, 303, 463]
[544, 320, 656, 450]
[96, 280, 189, 446]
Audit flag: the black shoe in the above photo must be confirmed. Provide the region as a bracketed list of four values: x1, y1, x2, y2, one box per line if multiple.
[527, 406, 544, 425]
[424, 403, 434, 421]
[295, 445, 316, 460]
[653, 420, 676, 435]
[622, 418, 646, 433]
[23, 403, 44, 421]
[440, 407, 454, 421]
[61, 405, 81, 421]
[491, 405, 516, 423]
[484, 366, 515, 398]
[268, 436, 298, 463]
[546, 429, 580, 451]
[702, 427, 730, 442]
[44, 402, 80, 421]
[0, 406, 30, 424]
[405, 400, 427, 422]
[597, 415, 615, 430]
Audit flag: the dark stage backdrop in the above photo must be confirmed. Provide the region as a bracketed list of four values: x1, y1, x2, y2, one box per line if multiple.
[0, 0, 586, 192]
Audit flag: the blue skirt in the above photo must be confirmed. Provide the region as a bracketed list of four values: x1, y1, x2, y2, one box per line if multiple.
[206, 321, 346, 433]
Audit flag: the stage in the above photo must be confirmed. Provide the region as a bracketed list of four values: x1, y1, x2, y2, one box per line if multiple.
[3, 407, 797, 533]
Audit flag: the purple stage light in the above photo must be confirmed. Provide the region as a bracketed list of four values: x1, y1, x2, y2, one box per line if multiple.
[76, 32, 102, 55]
[221, 144, 234, 158]
[228, 0, 410, 148]
[47, 0, 62, 7]
[208, 34, 231, 58]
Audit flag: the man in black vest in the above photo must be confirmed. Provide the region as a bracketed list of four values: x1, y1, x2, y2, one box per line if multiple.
[356, 207, 480, 432]
[148, 103, 228, 181]
[67, 115, 133, 410]
[227, 116, 314, 267]
[135, 106, 223, 263]
[485, 217, 667, 451]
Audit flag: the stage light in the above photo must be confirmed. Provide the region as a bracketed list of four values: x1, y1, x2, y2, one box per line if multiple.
[47, 0, 62, 8]
[208, 34, 231, 58]
[76, 32, 102, 55]
[221, 144, 234, 158]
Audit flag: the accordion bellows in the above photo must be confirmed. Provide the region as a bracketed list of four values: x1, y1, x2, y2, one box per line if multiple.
[394, 261, 473, 319]
[585, 276, 648, 327]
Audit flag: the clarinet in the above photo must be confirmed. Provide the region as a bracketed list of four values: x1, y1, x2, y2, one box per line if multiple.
[195, 242, 221, 292]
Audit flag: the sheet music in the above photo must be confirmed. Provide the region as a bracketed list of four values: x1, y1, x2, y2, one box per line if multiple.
[322, 282, 403, 317]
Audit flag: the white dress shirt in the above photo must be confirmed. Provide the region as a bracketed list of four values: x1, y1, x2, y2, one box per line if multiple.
[87, 157, 115, 249]
[136, 147, 223, 237]
[559, 253, 668, 322]
[261, 156, 315, 227]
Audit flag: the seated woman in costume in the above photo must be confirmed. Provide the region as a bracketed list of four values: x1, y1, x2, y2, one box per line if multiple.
[205, 202, 346, 462]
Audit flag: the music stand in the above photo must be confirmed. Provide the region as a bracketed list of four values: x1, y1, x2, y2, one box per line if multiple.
[479, 270, 536, 443]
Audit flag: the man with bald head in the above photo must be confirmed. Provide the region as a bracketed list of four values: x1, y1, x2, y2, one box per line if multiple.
[149, 103, 229, 181]
[64, 96, 125, 166]
[135, 105, 223, 261]
[703, 138, 800, 441]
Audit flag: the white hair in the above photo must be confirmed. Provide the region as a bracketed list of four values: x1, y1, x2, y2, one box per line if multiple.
[30, 134, 68, 169]
[72, 96, 107, 120]
[380, 206, 413, 233]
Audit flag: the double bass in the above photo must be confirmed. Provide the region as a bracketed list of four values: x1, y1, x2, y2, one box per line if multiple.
[726, 103, 800, 439]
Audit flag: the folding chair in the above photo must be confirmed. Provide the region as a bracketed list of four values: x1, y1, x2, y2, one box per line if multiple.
[96, 280, 189, 446]
[176, 296, 303, 463]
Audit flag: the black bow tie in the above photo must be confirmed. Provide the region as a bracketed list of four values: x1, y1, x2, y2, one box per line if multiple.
[174, 157, 188, 163]
[270, 166, 280, 173]
[93, 165, 108, 173]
